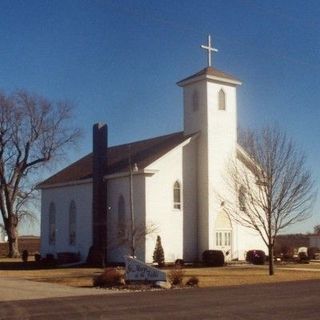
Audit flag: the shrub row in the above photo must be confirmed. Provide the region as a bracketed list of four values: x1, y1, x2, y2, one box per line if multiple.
[20, 251, 82, 267]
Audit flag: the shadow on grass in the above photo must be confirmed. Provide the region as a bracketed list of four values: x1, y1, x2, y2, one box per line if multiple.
[0, 258, 105, 270]
[0, 261, 59, 270]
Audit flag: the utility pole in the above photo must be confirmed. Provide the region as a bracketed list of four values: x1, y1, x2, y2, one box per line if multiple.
[128, 145, 136, 257]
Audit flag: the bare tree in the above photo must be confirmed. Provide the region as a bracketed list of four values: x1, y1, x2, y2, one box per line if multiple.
[222, 126, 315, 275]
[0, 223, 5, 241]
[314, 225, 320, 234]
[0, 90, 80, 257]
[116, 222, 158, 258]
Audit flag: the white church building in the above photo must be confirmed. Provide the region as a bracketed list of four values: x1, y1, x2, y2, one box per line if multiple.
[39, 37, 266, 264]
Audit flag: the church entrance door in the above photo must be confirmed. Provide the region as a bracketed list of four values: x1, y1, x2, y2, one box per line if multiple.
[215, 210, 233, 261]
[215, 230, 232, 261]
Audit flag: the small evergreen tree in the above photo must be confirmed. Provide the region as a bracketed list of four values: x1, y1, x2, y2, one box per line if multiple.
[153, 235, 165, 267]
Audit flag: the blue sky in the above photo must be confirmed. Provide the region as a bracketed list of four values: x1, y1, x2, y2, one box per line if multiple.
[0, 0, 319, 234]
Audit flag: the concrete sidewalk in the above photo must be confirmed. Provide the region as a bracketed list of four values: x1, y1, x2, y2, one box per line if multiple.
[0, 278, 113, 301]
[277, 267, 320, 272]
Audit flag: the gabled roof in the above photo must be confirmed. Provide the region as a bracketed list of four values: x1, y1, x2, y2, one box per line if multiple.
[38, 131, 194, 188]
[177, 67, 241, 87]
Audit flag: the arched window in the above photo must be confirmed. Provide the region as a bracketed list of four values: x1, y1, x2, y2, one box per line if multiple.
[69, 201, 77, 245]
[192, 90, 199, 111]
[239, 186, 246, 212]
[118, 195, 126, 236]
[48, 202, 56, 245]
[218, 89, 226, 110]
[173, 181, 181, 210]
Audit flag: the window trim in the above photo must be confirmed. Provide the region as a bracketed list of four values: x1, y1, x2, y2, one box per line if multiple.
[69, 200, 77, 246]
[218, 89, 226, 111]
[48, 202, 56, 246]
[239, 186, 247, 212]
[216, 231, 232, 247]
[173, 180, 182, 210]
[192, 90, 199, 111]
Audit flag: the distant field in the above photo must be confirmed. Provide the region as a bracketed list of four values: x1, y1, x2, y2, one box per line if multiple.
[0, 237, 40, 256]
[1, 258, 320, 289]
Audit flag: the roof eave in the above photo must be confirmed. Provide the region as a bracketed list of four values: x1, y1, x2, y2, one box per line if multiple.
[103, 169, 159, 181]
[177, 73, 242, 87]
[37, 178, 93, 190]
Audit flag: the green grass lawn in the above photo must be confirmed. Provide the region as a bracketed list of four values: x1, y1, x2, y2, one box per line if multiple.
[1, 258, 320, 288]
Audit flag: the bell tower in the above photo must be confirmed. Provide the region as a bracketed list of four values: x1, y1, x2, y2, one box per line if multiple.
[177, 36, 242, 255]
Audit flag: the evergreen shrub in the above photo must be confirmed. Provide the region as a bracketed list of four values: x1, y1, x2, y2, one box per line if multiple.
[153, 235, 165, 267]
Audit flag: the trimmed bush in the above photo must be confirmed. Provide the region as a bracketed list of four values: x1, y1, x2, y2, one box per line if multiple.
[22, 250, 29, 263]
[246, 250, 266, 265]
[298, 252, 309, 264]
[168, 267, 185, 286]
[93, 268, 124, 288]
[175, 259, 184, 267]
[40, 253, 57, 266]
[186, 276, 199, 287]
[307, 247, 319, 260]
[202, 250, 225, 267]
[46, 253, 55, 262]
[34, 253, 41, 262]
[153, 235, 165, 267]
[57, 252, 81, 264]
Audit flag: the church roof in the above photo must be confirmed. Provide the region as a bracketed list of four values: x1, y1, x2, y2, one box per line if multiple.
[177, 67, 241, 86]
[38, 131, 193, 188]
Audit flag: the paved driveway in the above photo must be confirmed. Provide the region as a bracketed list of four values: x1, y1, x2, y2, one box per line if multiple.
[1, 280, 320, 319]
[0, 278, 110, 301]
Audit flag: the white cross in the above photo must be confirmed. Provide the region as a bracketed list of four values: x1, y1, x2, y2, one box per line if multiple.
[201, 35, 218, 67]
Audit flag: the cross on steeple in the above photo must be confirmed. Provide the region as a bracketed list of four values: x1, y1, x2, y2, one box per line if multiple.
[201, 35, 218, 67]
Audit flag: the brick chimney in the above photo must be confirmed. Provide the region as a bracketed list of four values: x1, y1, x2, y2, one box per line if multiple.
[87, 123, 108, 265]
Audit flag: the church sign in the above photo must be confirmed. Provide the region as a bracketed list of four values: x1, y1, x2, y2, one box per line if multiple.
[124, 256, 166, 281]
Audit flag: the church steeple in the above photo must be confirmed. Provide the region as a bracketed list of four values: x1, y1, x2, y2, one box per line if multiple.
[177, 65, 241, 137]
[177, 36, 242, 256]
[177, 36, 241, 136]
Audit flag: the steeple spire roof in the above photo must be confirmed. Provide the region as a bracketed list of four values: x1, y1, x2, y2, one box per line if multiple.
[177, 66, 242, 87]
